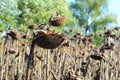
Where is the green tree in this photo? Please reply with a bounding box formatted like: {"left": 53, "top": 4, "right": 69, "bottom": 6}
{"left": 0, "top": 0, "right": 18, "bottom": 30}
{"left": 71, "top": 0, "right": 116, "bottom": 36}
{"left": 0, "top": 0, "right": 77, "bottom": 32}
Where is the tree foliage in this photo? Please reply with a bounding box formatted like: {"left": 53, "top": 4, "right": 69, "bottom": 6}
{"left": 0, "top": 0, "right": 18, "bottom": 29}
{"left": 0, "top": 0, "right": 76, "bottom": 32}
{"left": 71, "top": 0, "right": 116, "bottom": 35}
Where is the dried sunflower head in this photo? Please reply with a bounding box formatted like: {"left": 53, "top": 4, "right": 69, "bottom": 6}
{"left": 49, "top": 12, "right": 66, "bottom": 26}
{"left": 34, "top": 30, "right": 65, "bottom": 49}
{"left": 0, "top": 29, "right": 4, "bottom": 33}
{"left": 28, "top": 24, "right": 37, "bottom": 29}
{"left": 7, "top": 30, "right": 21, "bottom": 39}
{"left": 9, "top": 48, "right": 16, "bottom": 54}
{"left": 114, "top": 26, "right": 120, "bottom": 30}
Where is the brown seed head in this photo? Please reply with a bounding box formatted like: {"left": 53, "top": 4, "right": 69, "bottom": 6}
{"left": 34, "top": 30, "right": 65, "bottom": 49}
{"left": 7, "top": 30, "right": 20, "bottom": 39}
{"left": 114, "top": 26, "right": 120, "bottom": 30}
{"left": 76, "top": 32, "right": 81, "bottom": 35}
{"left": 69, "top": 29, "right": 73, "bottom": 32}
{"left": 28, "top": 24, "right": 37, "bottom": 29}
{"left": 49, "top": 12, "right": 66, "bottom": 26}
{"left": 9, "top": 49, "right": 16, "bottom": 54}
{"left": 104, "top": 26, "right": 108, "bottom": 31}
{"left": 0, "top": 29, "right": 4, "bottom": 32}
{"left": 110, "top": 34, "right": 116, "bottom": 38}
{"left": 104, "top": 30, "right": 112, "bottom": 36}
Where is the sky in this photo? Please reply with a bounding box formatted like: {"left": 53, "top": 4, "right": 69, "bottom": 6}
{"left": 67, "top": 0, "right": 120, "bottom": 27}
{"left": 108, "top": 0, "right": 120, "bottom": 26}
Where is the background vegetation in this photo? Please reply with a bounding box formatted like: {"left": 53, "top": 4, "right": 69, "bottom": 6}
{"left": 0, "top": 0, "right": 120, "bottom": 80}
{"left": 0, "top": 0, "right": 117, "bottom": 46}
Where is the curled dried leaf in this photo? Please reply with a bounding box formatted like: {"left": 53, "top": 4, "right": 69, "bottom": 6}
{"left": 90, "top": 54, "right": 103, "bottom": 60}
